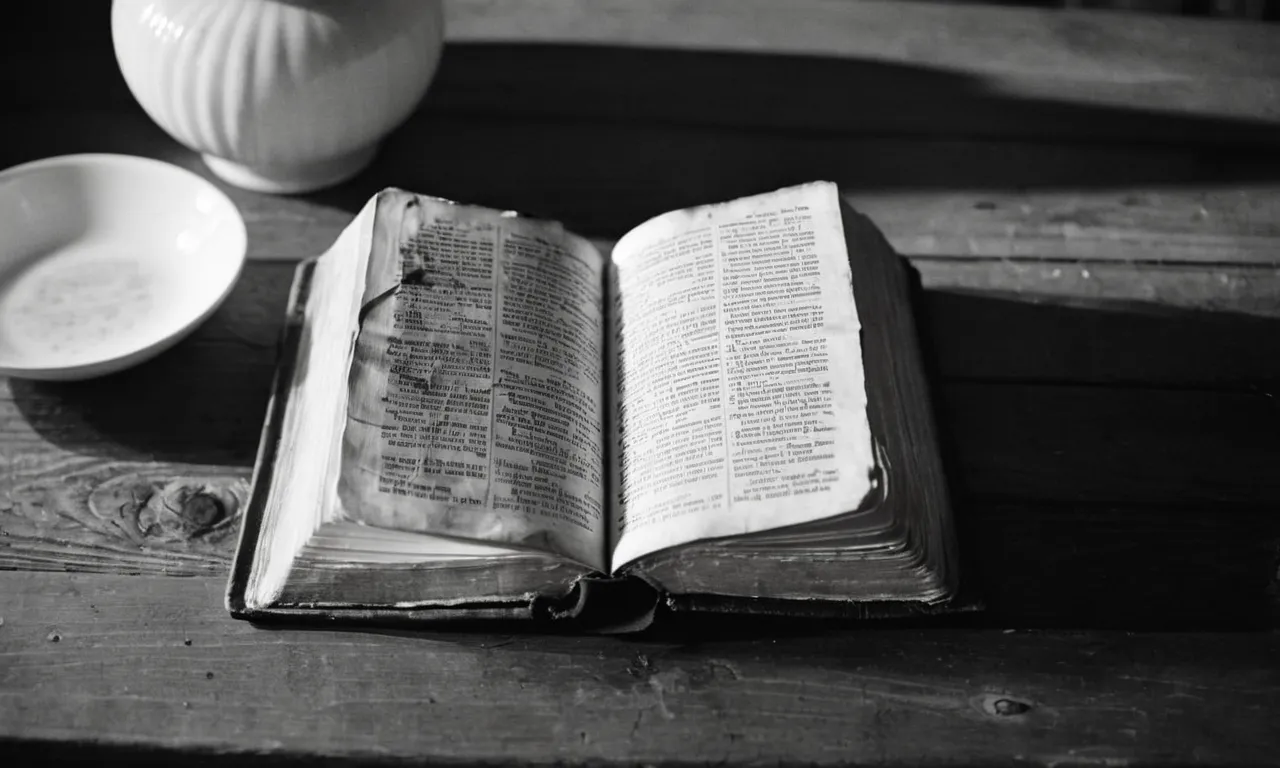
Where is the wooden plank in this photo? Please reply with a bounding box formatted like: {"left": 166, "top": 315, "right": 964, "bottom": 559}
{"left": 19, "top": 44, "right": 1279, "bottom": 148}
{"left": 441, "top": 0, "right": 1280, "bottom": 130}
{"left": 2, "top": 263, "right": 1278, "bottom": 506}
{"left": 12, "top": 1, "right": 1278, "bottom": 143}
{"left": 421, "top": 42, "right": 1280, "bottom": 146}
{"left": 917, "top": 259, "right": 1280, "bottom": 316}
{"left": 4, "top": 463, "right": 1276, "bottom": 628}
{"left": 918, "top": 260, "right": 1280, "bottom": 385}
{"left": 4, "top": 266, "right": 1280, "bottom": 625}
{"left": 3, "top": 111, "right": 1279, "bottom": 264}
{"left": 0, "top": 459, "right": 247, "bottom": 576}
{"left": 854, "top": 189, "right": 1280, "bottom": 263}
{"left": 363, "top": 117, "right": 1280, "bottom": 254}
{"left": 3, "top": 266, "right": 1277, "bottom": 493}
{"left": 443, "top": 0, "right": 1280, "bottom": 88}
{"left": 5, "top": 458, "right": 1275, "bottom": 629}
{"left": 1, "top": 572, "right": 1278, "bottom": 766}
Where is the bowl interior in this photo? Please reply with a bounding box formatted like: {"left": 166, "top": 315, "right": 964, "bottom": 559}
{"left": 0, "top": 155, "right": 246, "bottom": 376}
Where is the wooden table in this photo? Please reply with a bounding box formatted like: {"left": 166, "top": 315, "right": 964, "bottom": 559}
{"left": 3, "top": 2, "right": 1280, "bottom": 764}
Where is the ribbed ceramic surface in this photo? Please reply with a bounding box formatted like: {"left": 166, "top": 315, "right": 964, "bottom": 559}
{"left": 111, "top": 0, "right": 443, "bottom": 167}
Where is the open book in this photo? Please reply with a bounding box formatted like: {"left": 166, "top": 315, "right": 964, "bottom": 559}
{"left": 227, "top": 181, "right": 959, "bottom": 631}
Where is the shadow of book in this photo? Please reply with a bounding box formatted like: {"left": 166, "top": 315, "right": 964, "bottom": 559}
{"left": 916, "top": 268, "right": 1280, "bottom": 635}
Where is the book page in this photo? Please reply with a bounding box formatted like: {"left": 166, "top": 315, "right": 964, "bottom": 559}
{"left": 336, "top": 191, "right": 608, "bottom": 572}
{"left": 609, "top": 182, "right": 877, "bottom": 569}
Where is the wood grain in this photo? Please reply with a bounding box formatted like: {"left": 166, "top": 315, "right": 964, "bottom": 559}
{"left": 853, "top": 189, "right": 1280, "bottom": 263}
{"left": 421, "top": 42, "right": 1280, "bottom": 146}
{"left": 916, "top": 259, "right": 1280, "bottom": 316}
{"left": 9, "top": 1, "right": 1280, "bottom": 145}
{"left": 919, "top": 260, "right": 1280, "bottom": 385}
{"left": 0, "top": 263, "right": 294, "bottom": 575}
{"left": 2, "top": 572, "right": 1278, "bottom": 766}
{"left": 3, "top": 112, "right": 1279, "bottom": 264}
{"left": 443, "top": 0, "right": 1280, "bottom": 105}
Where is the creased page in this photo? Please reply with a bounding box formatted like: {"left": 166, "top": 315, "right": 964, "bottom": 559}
{"left": 610, "top": 181, "right": 876, "bottom": 569}
{"left": 337, "top": 191, "right": 607, "bottom": 572}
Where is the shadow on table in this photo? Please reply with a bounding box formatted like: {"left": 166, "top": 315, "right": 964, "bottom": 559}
{"left": 273, "top": 44, "right": 1280, "bottom": 241}
{"left": 6, "top": 19, "right": 1280, "bottom": 233}
{"left": 5, "top": 262, "right": 298, "bottom": 466}
{"left": 917, "top": 278, "right": 1280, "bottom": 634}
{"left": 421, "top": 43, "right": 1280, "bottom": 146}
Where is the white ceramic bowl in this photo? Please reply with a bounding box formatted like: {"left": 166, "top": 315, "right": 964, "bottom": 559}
{"left": 0, "top": 154, "right": 247, "bottom": 380}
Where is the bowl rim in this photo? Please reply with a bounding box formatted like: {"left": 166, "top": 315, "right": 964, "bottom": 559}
{"left": 0, "top": 152, "right": 249, "bottom": 379}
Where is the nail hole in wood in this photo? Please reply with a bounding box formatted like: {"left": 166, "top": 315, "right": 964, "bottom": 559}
{"left": 977, "top": 693, "right": 1035, "bottom": 717}
{"left": 992, "top": 698, "right": 1032, "bottom": 716}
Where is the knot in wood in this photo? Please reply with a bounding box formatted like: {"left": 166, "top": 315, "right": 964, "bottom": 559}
{"left": 84, "top": 469, "right": 247, "bottom": 547}
{"left": 181, "top": 492, "right": 224, "bottom": 529}
{"left": 137, "top": 481, "right": 237, "bottom": 541}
